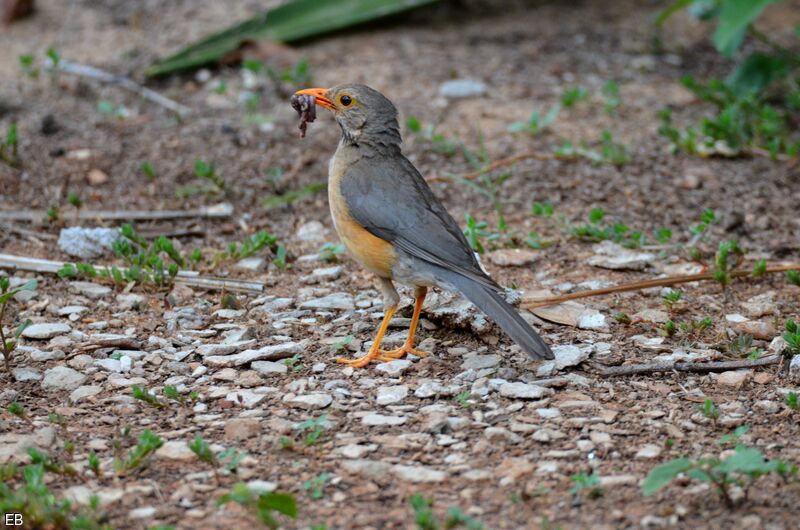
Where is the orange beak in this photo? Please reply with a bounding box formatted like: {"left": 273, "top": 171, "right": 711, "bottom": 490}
{"left": 294, "top": 87, "right": 336, "bottom": 111}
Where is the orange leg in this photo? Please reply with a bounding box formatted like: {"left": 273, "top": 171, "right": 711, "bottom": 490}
{"left": 377, "top": 286, "right": 429, "bottom": 361}
{"left": 336, "top": 306, "right": 397, "bottom": 368}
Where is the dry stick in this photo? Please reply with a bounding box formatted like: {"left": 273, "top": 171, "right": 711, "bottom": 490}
{"left": 56, "top": 60, "right": 191, "bottom": 117}
{"left": 426, "top": 151, "right": 558, "bottom": 183}
{"left": 592, "top": 354, "right": 780, "bottom": 378}
{"left": 0, "top": 253, "right": 263, "bottom": 294}
{"left": 522, "top": 264, "right": 800, "bottom": 308}
{"left": 0, "top": 203, "right": 233, "bottom": 223}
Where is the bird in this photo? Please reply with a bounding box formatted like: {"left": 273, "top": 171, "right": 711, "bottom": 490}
{"left": 293, "top": 84, "right": 554, "bottom": 368}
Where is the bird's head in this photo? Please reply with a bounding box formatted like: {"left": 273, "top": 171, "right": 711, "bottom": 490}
{"left": 294, "top": 84, "right": 401, "bottom": 148}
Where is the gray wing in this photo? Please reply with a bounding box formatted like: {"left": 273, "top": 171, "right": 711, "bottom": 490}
{"left": 340, "top": 154, "right": 499, "bottom": 291}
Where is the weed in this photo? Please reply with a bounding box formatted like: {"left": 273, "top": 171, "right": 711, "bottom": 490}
{"left": 0, "top": 276, "right": 36, "bottom": 373}
{"left": 409, "top": 494, "right": 485, "bottom": 530}
{"left": 561, "top": 86, "right": 588, "bottom": 107}
{"left": 602, "top": 80, "right": 621, "bottom": 114}
{"left": 266, "top": 59, "right": 312, "bottom": 88}
{"left": 406, "top": 116, "right": 458, "bottom": 155}
{"left": 508, "top": 104, "right": 560, "bottom": 135}
{"left": 784, "top": 320, "right": 800, "bottom": 354}
{"left": 752, "top": 259, "right": 767, "bottom": 277}
{"left": 97, "top": 100, "right": 128, "bottom": 119}
{"left": 333, "top": 335, "right": 354, "bottom": 351}
{"left": 531, "top": 201, "right": 554, "bottom": 217}
{"left": 787, "top": 270, "right": 800, "bottom": 287}
{"left": 303, "top": 472, "right": 330, "bottom": 500}
{"left": 463, "top": 213, "right": 501, "bottom": 254}
{"left": 27, "top": 448, "right": 79, "bottom": 478}
{"left": 713, "top": 240, "right": 743, "bottom": 289}
{"left": 132, "top": 385, "right": 165, "bottom": 409}
{"left": 176, "top": 159, "right": 227, "bottom": 198}
{"left": 786, "top": 392, "right": 798, "bottom": 410}
{"left": 663, "top": 289, "right": 682, "bottom": 311}
{"left": 141, "top": 161, "right": 155, "bottom": 180}
{"left": 0, "top": 122, "right": 19, "bottom": 166}
{"left": 570, "top": 207, "right": 645, "bottom": 248}
{"left": 614, "top": 312, "right": 632, "bottom": 324}
{"left": 455, "top": 390, "right": 473, "bottom": 409}
{"left": 19, "top": 54, "right": 38, "bottom": 78}
{"left": 8, "top": 402, "right": 31, "bottom": 423}
{"left": 699, "top": 399, "right": 720, "bottom": 422}
{"left": 114, "top": 430, "right": 164, "bottom": 475}
{"left": 598, "top": 131, "right": 630, "bottom": 166}
{"left": 88, "top": 452, "right": 101, "bottom": 477}
{"left": 525, "top": 231, "right": 553, "bottom": 250}
{"left": 224, "top": 231, "right": 278, "bottom": 261}
{"left": 319, "top": 242, "right": 346, "bottom": 262}
{"left": 218, "top": 484, "right": 297, "bottom": 530}
{"left": 45, "top": 47, "right": 60, "bottom": 69}
{"left": 643, "top": 440, "right": 798, "bottom": 506}
{"left": 283, "top": 354, "right": 304, "bottom": 372}
{"left": 263, "top": 181, "right": 326, "bottom": 209}
{"left": 655, "top": 228, "right": 673, "bottom": 244}
{"left": 295, "top": 415, "right": 327, "bottom": 447}
{"left": 569, "top": 472, "right": 604, "bottom": 499}
{"left": 273, "top": 244, "right": 289, "bottom": 269}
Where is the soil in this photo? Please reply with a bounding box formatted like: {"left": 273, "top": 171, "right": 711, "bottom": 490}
{"left": 1, "top": 1, "right": 800, "bottom": 529}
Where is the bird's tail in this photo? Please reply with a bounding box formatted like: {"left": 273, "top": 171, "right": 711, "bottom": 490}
{"left": 438, "top": 269, "right": 554, "bottom": 360}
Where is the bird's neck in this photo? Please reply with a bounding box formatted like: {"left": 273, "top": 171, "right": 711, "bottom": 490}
{"left": 338, "top": 120, "right": 402, "bottom": 156}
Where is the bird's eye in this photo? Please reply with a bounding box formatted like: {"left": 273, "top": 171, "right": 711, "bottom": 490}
{"left": 339, "top": 95, "right": 352, "bottom": 107}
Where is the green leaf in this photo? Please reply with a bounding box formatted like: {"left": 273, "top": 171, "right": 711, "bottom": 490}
{"left": 655, "top": 0, "right": 693, "bottom": 26}
{"left": 713, "top": 0, "right": 777, "bottom": 57}
{"left": 642, "top": 457, "right": 693, "bottom": 496}
{"left": 726, "top": 53, "right": 788, "bottom": 96}
{"left": 717, "top": 446, "right": 768, "bottom": 473}
{"left": 14, "top": 319, "right": 32, "bottom": 339}
{"left": 147, "top": 0, "right": 439, "bottom": 77}
{"left": 258, "top": 491, "right": 298, "bottom": 518}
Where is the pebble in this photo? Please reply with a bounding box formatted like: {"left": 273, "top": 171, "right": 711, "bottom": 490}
{"left": 498, "top": 382, "right": 551, "bottom": 400}
{"left": 635, "top": 444, "right": 662, "bottom": 459}
{"left": 57, "top": 305, "right": 89, "bottom": 317}
{"left": 226, "top": 389, "right": 274, "bottom": 408}
{"left": 41, "top": 366, "right": 87, "bottom": 391}
{"left": 789, "top": 355, "right": 800, "bottom": 383}
{"left": 204, "top": 342, "right": 303, "bottom": 368}
{"left": 197, "top": 340, "right": 256, "bottom": 357}
{"left": 299, "top": 292, "right": 354, "bottom": 311}
{"left": 716, "top": 370, "right": 752, "bottom": 389}
{"left": 283, "top": 393, "right": 332, "bottom": 410}
{"left": 70, "top": 385, "right": 103, "bottom": 403}
{"left": 438, "top": 79, "right": 487, "bottom": 98}
{"left": 21, "top": 323, "right": 71, "bottom": 340}
{"left": 251, "top": 360, "right": 288, "bottom": 375}
{"left": 588, "top": 241, "right": 655, "bottom": 270}
{"left": 376, "top": 385, "right": 408, "bottom": 405}
{"left": 460, "top": 354, "right": 500, "bottom": 371}
{"left": 374, "top": 359, "right": 413, "bottom": 376}
{"left": 392, "top": 464, "right": 446, "bottom": 482}
{"left": 337, "top": 444, "right": 376, "bottom": 459}
{"left": 296, "top": 221, "right": 327, "bottom": 242}
{"left": 734, "top": 320, "right": 777, "bottom": 340}
{"left": 12, "top": 367, "right": 42, "bottom": 382}
{"left": 155, "top": 441, "right": 195, "bottom": 461}
{"left": 486, "top": 248, "right": 539, "bottom": 267}
{"left": 129, "top": 506, "right": 157, "bottom": 519}
{"left": 57, "top": 227, "right": 119, "bottom": 259}
{"left": 224, "top": 418, "right": 262, "bottom": 440}
{"left": 68, "top": 281, "right": 112, "bottom": 299}
{"left": 362, "top": 413, "right": 407, "bottom": 426}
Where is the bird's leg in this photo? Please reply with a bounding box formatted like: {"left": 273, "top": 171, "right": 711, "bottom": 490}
{"left": 377, "top": 286, "right": 429, "bottom": 361}
{"left": 336, "top": 278, "right": 400, "bottom": 368}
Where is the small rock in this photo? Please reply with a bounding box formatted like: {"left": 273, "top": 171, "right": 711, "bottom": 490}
{"left": 299, "top": 293, "right": 354, "bottom": 311}
{"left": 283, "top": 393, "right": 332, "bottom": 410}
{"left": 374, "top": 359, "right": 412, "bottom": 376}
{"left": 460, "top": 354, "right": 500, "bottom": 371}
{"left": 251, "top": 360, "right": 288, "bottom": 375}
{"left": 588, "top": 241, "right": 655, "bottom": 271}
{"left": 296, "top": 221, "right": 327, "bottom": 242}
{"left": 13, "top": 367, "right": 41, "bottom": 382}
{"left": 485, "top": 427, "right": 522, "bottom": 444}
{"left": 392, "top": 464, "right": 446, "bottom": 482}
{"left": 204, "top": 342, "right": 302, "bottom": 368}
{"left": 486, "top": 248, "right": 539, "bottom": 267}
{"left": 740, "top": 292, "right": 776, "bottom": 318}
{"left": 632, "top": 309, "right": 670, "bottom": 324}
{"left": 224, "top": 418, "right": 262, "bottom": 441}
{"left": 734, "top": 320, "right": 777, "bottom": 340}
{"left": 337, "top": 444, "right": 376, "bottom": 459}
{"left": 21, "top": 323, "right": 71, "bottom": 340}
{"left": 439, "top": 79, "right": 487, "bottom": 99}
{"left": 58, "top": 227, "right": 119, "bottom": 259}
{"left": 41, "top": 366, "right": 87, "bottom": 392}
{"left": 236, "top": 257, "right": 265, "bottom": 272}
{"left": 155, "top": 441, "right": 195, "bottom": 461}
{"left": 716, "top": 370, "right": 752, "bottom": 389}
{"left": 302, "top": 266, "right": 343, "bottom": 284}
{"left": 69, "top": 281, "right": 112, "bottom": 299}
{"left": 376, "top": 385, "right": 408, "bottom": 405}
{"left": 225, "top": 389, "right": 273, "bottom": 408}
{"left": 70, "top": 385, "right": 102, "bottom": 403}
{"left": 362, "top": 413, "right": 407, "bottom": 426}
{"left": 129, "top": 506, "right": 157, "bottom": 519}
{"left": 754, "top": 400, "right": 779, "bottom": 414}
{"left": 499, "top": 382, "right": 551, "bottom": 399}
{"left": 246, "top": 480, "right": 277, "bottom": 493}
{"left": 788, "top": 355, "right": 800, "bottom": 383}
{"left": 635, "top": 444, "right": 662, "bottom": 459}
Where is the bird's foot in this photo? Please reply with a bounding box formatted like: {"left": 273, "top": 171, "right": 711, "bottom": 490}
{"left": 336, "top": 344, "right": 428, "bottom": 368}
{"left": 376, "top": 344, "right": 429, "bottom": 362}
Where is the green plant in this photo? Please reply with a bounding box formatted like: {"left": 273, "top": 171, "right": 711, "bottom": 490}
{"left": 132, "top": 385, "right": 165, "bottom": 409}
{"left": 663, "top": 289, "right": 682, "bottom": 310}
{"left": 266, "top": 59, "right": 313, "bottom": 88}
{"left": 303, "top": 472, "right": 330, "bottom": 500}
{"left": 569, "top": 472, "right": 604, "bottom": 499}
{"left": 224, "top": 231, "right": 279, "bottom": 261}
{"left": 0, "top": 277, "right": 36, "bottom": 373}
{"left": 615, "top": 312, "right": 632, "bottom": 324}
{"left": 455, "top": 390, "right": 473, "bottom": 409}
{"left": 8, "top": 402, "right": 31, "bottom": 423}
{"left": 570, "top": 208, "right": 645, "bottom": 248}
{"left": 409, "top": 494, "right": 485, "bottom": 530}
{"left": 295, "top": 415, "right": 327, "bottom": 446}
{"left": 319, "top": 242, "right": 346, "bottom": 262}
{"left": 141, "top": 161, "right": 155, "bottom": 180}
{"left": 699, "top": 398, "right": 720, "bottom": 422}
{"left": 97, "top": 100, "right": 128, "bottom": 119}
{"left": 713, "top": 240, "right": 743, "bottom": 289}
{"left": 752, "top": 259, "right": 767, "bottom": 277}
{"left": 406, "top": 116, "right": 458, "bottom": 155}
{"left": 784, "top": 320, "right": 800, "bottom": 354}
{"left": 463, "top": 213, "right": 501, "bottom": 254}
{"left": 333, "top": 335, "right": 354, "bottom": 351}
{"left": 787, "top": 270, "right": 800, "bottom": 287}
{"left": 273, "top": 244, "right": 289, "bottom": 269}
{"left": 643, "top": 443, "right": 798, "bottom": 506}
{"left": 263, "top": 181, "right": 326, "bottom": 209}
{"left": 0, "top": 122, "right": 19, "bottom": 166}
{"left": 88, "top": 452, "right": 101, "bottom": 477}
{"left": 188, "top": 434, "right": 242, "bottom": 481}
{"left": 46, "top": 47, "right": 60, "bottom": 69}
{"left": 786, "top": 392, "right": 798, "bottom": 410}
{"left": 177, "top": 159, "right": 227, "bottom": 197}
{"left": 19, "top": 54, "right": 38, "bottom": 78}
{"left": 218, "top": 484, "right": 297, "bottom": 530}
{"left": 561, "top": 86, "right": 588, "bottom": 107}
{"left": 598, "top": 131, "right": 629, "bottom": 166}
{"left": 531, "top": 201, "right": 554, "bottom": 217}
{"left": 601, "top": 80, "right": 621, "bottom": 113}
{"left": 114, "top": 430, "right": 164, "bottom": 475}
{"left": 508, "top": 104, "right": 560, "bottom": 135}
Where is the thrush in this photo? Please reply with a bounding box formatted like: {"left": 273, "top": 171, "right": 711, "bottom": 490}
{"left": 293, "top": 84, "right": 554, "bottom": 367}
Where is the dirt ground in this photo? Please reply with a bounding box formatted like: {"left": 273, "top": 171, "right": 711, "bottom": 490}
{"left": 2, "top": 1, "right": 800, "bottom": 529}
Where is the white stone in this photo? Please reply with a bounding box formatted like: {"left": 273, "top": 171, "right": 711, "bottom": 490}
{"left": 362, "top": 413, "right": 407, "bottom": 426}
{"left": 204, "top": 342, "right": 302, "bottom": 368}
{"left": 21, "top": 323, "right": 71, "bottom": 339}
{"left": 283, "top": 393, "right": 332, "bottom": 410}
{"left": 392, "top": 464, "right": 446, "bottom": 482}
{"left": 636, "top": 444, "right": 662, "bottom": 459}
{"left": 374, "top": 359, "right": 412, "bottom": 376}
{"left": 68, "top": 281, "right": 112, "bottom": 299}
{"left": 252, "top": 360, "right": 288, "bottom": 375}
{"left": 41, "top": 366, "right": 86, "bottom": 391}
{"left": 498, "top": 382, "right": 551, "bottom": 399}
{"left": 376, "top": 385, "right": 408, "bottom": 406}
{"left": 439, "top": 79, "right": 487, "bottom": 99}
{"left": 70, "top": 385, "right": 103, "bottom": 403}
{"left": 155, "top": 441, "right": 195, "bottom": 461}
{"left": 299, "top": 293, "right": 354, "bottom": 311}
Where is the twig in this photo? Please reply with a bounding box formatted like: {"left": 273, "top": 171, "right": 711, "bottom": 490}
{"left": 592, "top": 354, "right": 780, "bottom": 377}
{"left": 522, "top": 264, "right": 800, "bottom": 308}
{"left": 0, "top": 203, "right": 233, "bottom": 223}
{"left": 0, "top": 253, "right": 264, "bottom": 294}
{"left": 56, "top": 59, "right": 191, "bottom": 117}
{"left": 426, "top": 151, "right": 558, "bottom": 183}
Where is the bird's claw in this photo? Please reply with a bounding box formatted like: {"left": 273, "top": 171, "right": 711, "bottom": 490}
{"left": 336, "top": 344, "right": 429, "bottom": 368}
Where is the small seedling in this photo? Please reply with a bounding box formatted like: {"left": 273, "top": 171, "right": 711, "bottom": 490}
{"left": 614, "top": 312, "right": 631, "bottom": 324}
{"left": 218, "top": 484, "right": 297, "bottom": 530}
{"left": 713, "top": 240, "right": 742, "bottom": 290}
{"left": 283, "top": 354, "right": 304, "bottom": 372}
{"left": 141, "top": 161, "right": 155, "bottom": 180}
{"left": 302, "top": 472, "right": 330, "bottom": 500}
{"left": 273, "top": 244, "right": 289, "bottom": 269}
{"left": 751, "top": 259, "right": 767, "bottom": 277}
{"left": 784, "top": 320, "right": 800, "bottom": 354}
{"left": 531, "top": 201, "right": 554, "bottom": 217}
{"left": 455, "top": 390, "right": 473, "bottom": 409}
{"left": 655, "top": 228, "right": 673, "bottom": 244}
{"left": 333, "top": 335, "right": 354, "bottom": 351}
{"left": 508, "top": 104, "right": 560, "bottom": 135}
{"left": 410, "top": 494, "right": 437, "bottom": 530}
{"left": 19, "top": 54, "right": 38, "bottom": 78}
{"left": 570, "top": 472, "right": 604, "bottom": 499}
{"left": 699, "top": 399, "right": 720, "bottom": 422}
{"left": 786, "top": 392, "right": 798, "bottom": 410}
{"left": 602, "top": 80, "right": 621, "bottom": 113}
{"left": 561, "top": 86, "right": 588, "bottom": 107}
{"left": 787, "top": 270, "right": 800, "bottom": 287}
{"left": 319, "top": 242, "right": 346, "bottom": 262}
{"left": 0, "top": 277, "right": 36, "bottom": 373}
{"left": 663, "top": 290, "right": 682, "bottom": 311}
{"left": 294, "top": 415, "right": 327, "bottom": 447}
{"left": 131, "top": 385, "right": 165, "bottom": 409}
{"left": 263, "top": 181, "right": 326, "bottom": 209}
{"left": 97, "top": 100, "right": 128, "bottom": 119}
{"left": 406, "top": 115, "right": 458, "bottom": 155}
{"left": 114, "top": 429, "right": 163, "bottom": 475}
{"left": 7, "top": 402, "right": 32, "bottom": 424}
{"left": 599, "top": 131, "right": 629, "bottom": 166}
{"left": 0, "top": 122, "right": 19, "bottom": 166}
{"left": 463, "top": 213, "right": 500, "bottom": 254}
{"left": 717, "top": 425, "right": 748, "bottom": 446}
{"left": 87, "top": 452, "right": 101, "bottom": 477}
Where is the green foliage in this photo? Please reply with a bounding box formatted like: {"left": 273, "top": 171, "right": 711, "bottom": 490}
{"left": 662, "top": 319, "right": 677, "bottom": 337}
{"left": 97, "top": 100, "right": 128, "bottom": 119}
{"left": 114, "top": 430, "right": 164, "bottom": 475}
{"left": 561, "top": 86, "right": 588, "bottom": 107}
{"left": 531, "top": 201, "right": 554, "bottom": 217}
{"left": 8, "top": 402, "right": 29, "bottom": 421}
{"left": 508, "top": 104, "right": 561, "bottom": 135}
{"left": 294, "top": 415, "right": 327, "bottom": 446}
{"left": 409, "top": 494, "right": 485, "bottom": 530}
{"left": 177, "top": 159, "right": 227, "bottom": 197}
{"left": 132, "top": 385, "right": 165, "bottom": 409}
{"left": 699, "top": 398, "right": 720, "bottom": 421}
{"left": 225, "top": 231, "right": 279, "bottom": 260}
{"left": 141, "top": 161, "right": 155, "bottom": 180}
{"left": 570, "top": 208, "right": 646, "bottom": 248}
{"left": 19, "top": 54, "right": 38, "bottom": 78}
{"left": 463, "top": 213, "right": 501, "bottom": 254}
{"left": 406, "top": 116, "right": 458, "bottom": 155}
{"left": 642, "top": 441, "right": 798, "bottom": 506}
{"left": 302, "top": 472, "right": 330, "bottom": 500}
{"left": 218, "top": 484, "right": 297, "bottom": 530}
{"left": 0, "top": 277, "right": 36, "bottom": 373}
{"left": 266, "top": 59, "right": 313, "bottom": 87}
{"left": 569, "top": 472, "right": 604, "bottom": 499}
{"left": 663, "top": 289, "right": 682, "bottom": 310}
{"left": 333, "top": 335, "right": 354, "bottom": 351}
{"left": 786, "top": 392, "right": 798, "bottom": 410}
{"left": 601, "top": 80, "right": 621, "bottom": 113}
{"left": 752, "top": 259, "right": 767, "bottom": 276}
{"left": 319, "top": 242, "right": 346, "bottom": 262}
{"left": 787, "top": 270, "right": 800, "bottom": 287}
{"left": 713, "top": 240, "right": 742, "bottom": 288}
{"left": 784, "top": 319, "right": 800, "bottom": 354}
{"left": 455, "top": 390, "right": 473, "bottom": 409}
{"left": 263, "top": 181, "right": 326, "bottom": 209}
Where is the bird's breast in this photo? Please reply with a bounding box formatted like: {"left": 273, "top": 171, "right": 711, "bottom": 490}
{"left": 328, "top": 158, "right": 396, "bottom": 278}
